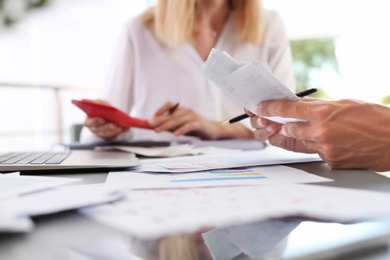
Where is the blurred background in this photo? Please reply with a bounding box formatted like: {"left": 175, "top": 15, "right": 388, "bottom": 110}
{"left": 0, "top": 0, "right": 389, "bottom": 151}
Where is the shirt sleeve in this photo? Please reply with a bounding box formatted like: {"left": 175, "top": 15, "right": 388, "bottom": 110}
{"left": 80, "top": 21, "right": 135, "bottom": 143}
{"left": 101, "top": 21, "right": 135, "bottom": 112}
{"left": 265, "top": 11, "right": 296, "bottom": 91}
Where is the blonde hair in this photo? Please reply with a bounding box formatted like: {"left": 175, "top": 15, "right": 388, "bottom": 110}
{"left": 141, "top": 0, "right": 265, "bottom": 47}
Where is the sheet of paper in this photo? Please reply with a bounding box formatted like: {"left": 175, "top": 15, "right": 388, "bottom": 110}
{"left": 202, "top": 228, "right": 242, "bottom": 260}
{"left": 137, "top": 145, "right": 322, "bottom": 173}
{"left": 200, "top": 48, "right": 241, "bottom": 89}
{"left": 1, "top": 184, "right": 126, "bottom": 217}
{"left": 190, "top": 139, "right": 266, "bottom": 150}
{"left": 0, "top": 174, "right": 80, "bottom": 200}
{"left": 225, "top": 61, "right": 298, "bottom": 113}
{"left": 0, "top": 214, "right": 34, "bottom": 233}
{"left": 96, "top": 144, "right": 241, "bottom": 157}
{"left": 202, "top": 219, "right": 301, "bottom": 259}
{"left": 106, "top": 165, "right": 331, "bottom": 189}
{"left": 3, "top": 172, "right": 20, "bottom": 176}
{"left": 202, "top": 48, "right": 305, "bottom": 124}
{"left": 80, "top": 184, "right": 390, "bottom": 239}
{"left": 56, "top": 236, "right": 139, "bottom": 260}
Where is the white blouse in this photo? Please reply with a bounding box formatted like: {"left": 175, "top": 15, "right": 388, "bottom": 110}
{"left": 81, "top": 9, "right": 295, "bottom": 142}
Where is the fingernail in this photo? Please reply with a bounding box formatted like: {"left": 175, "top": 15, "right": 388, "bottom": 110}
{"left": 265, "top": 125, "right": 273, "bottom": 133}
{"left": 257, "top": 118, "right": 265, "bottom": 128}
{"left": 280, "top": 127, "right": 290, "bottom": 137}
{"left": 255, "top": 104, "right": 262, "bottom": 115}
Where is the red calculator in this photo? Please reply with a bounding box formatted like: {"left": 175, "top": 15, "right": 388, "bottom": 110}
{"left": 72, "top": 99, "right": 151, "bottom": 129}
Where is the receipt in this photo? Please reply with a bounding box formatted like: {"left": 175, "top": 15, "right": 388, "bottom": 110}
{"left": 202, "top": 48, "right": 306, "bottom": 124}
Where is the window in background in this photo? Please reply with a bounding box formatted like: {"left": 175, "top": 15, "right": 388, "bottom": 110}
{"left": 0, "top": 0, "right": 49, "bottom": 27}
{"left": 0, "top": 0, "right": 152, "bottom": 151}
{"left": 290, "top": 38, "right": 340, "bottom": 99}
{"left": 265, "top": 0, "right": 390, "bottom": 104}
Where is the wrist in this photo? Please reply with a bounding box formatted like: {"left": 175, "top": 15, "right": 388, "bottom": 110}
{"left": 215, "top": 123, "right": 254, "bottom": 139}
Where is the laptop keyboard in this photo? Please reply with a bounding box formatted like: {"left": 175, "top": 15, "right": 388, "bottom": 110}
{"left": 0, "top": 152, "right": 70, "bottom": 165}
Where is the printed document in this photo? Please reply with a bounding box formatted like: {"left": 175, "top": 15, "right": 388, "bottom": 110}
{"left": 137, "top": 145, "right": 322, "bottom": 173}
{"left": 1, "top": 184, "right": 125, "bottom": 217}
{"left": 106, "top": 165, "right": 331, "bottom": 189}
{"left": 96, "top": 144, "right": 240, "bottom": 157}
{"left": 0, "top": 174, "right": 80, "bottom": 200}
{"left": 0, "top": 214, "right": 33, "bottom": 233}
{"left": 81, "top": 184, "right": 390, "bottom": 239}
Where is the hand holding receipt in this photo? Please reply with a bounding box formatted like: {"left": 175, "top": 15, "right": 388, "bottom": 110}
{"left": 202, "top": 48, "right": 314, "bottom": 125}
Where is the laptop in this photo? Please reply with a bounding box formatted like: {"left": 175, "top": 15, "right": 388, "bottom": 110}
{"left": 0, "top": 150, "right": 140, "bottom": 173}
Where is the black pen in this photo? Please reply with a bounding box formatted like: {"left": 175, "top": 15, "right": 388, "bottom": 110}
{"left": 168, "top": 102, "right": 179, "bottom": 114}
{"left": 221, "top": 88, "right": 317, "bottom": 126}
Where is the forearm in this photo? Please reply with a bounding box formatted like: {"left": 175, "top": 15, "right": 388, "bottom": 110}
{"left": 213, "top": 122, "right": 254, "bottom": 140}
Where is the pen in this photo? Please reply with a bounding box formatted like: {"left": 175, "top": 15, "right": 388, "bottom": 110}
{"left": 295, "top": 87, "right": 318, "bottom": 98}
{"left": 168, "top": 102, "right": 180, "bottom": 114}
{"left": 221, "top": 88, "right": 318, "bottom": 126}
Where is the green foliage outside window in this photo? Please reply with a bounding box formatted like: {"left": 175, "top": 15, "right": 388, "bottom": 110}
{"left": 291, "top": 38, "right": 390, "bottom": 104}
{"left": 290, "top": 38, "right": 339, "bottom": 99}
{"left": 0, "top": 0, "right": 50, "bottom": 26}
{"left": 381, "top": 95, "right": 390, "bottom": 105}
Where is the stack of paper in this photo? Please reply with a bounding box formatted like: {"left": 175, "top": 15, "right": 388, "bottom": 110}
{"left": 106, "top": 165, "right": 331, "bottom": 189}
{"left": 96, "top": 143, "right": 241, "bottom": 157}
{"left": 136, "top": 145, "right": 322, "bottom": 173}
{"left": 0, "top": 174, "right": 125, "bottom": 233}
{"left": 80, "top": 184, "right": 390, "bottom": 239}
{"left": 0, "top": 173, "right": 79, "bottom": 200}
{"left": 202, "top": 48, "right": 305, "bottom": 124}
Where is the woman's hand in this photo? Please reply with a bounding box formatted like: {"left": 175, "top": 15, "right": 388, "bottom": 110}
{"left": 82, "top": 99, "right": 127, "bottom": 140}
{"left": 149, "top": 102, "right": 253, "bottom": 140}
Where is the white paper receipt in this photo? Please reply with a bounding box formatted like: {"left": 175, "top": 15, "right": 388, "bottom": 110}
{"left": 202, "top": 48, "right": 306, "bottom": 124}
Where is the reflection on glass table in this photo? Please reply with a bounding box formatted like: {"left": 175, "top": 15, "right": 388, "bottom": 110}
{"left": 55, "top": 219, "right": 390, "bottom": 260}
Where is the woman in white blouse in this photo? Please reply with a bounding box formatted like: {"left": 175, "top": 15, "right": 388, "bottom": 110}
{"left": 81, "top": 0, "right": 295, "bottom": 142}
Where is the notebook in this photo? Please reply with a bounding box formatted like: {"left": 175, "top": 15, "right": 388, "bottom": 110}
{"left": 0, "top": 150, "right": 140, "bottom": 173}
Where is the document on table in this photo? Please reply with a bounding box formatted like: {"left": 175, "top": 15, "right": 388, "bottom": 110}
{"left": 56, "top": 236, "right": 140, "bottom": 260}
{"left": 191, "top": 138, "right": 266, "bottom": 151}
{"left": 137, "top": 145, "right": 322, "bottom": 173}
{"left": 1, "top": 184, "right": 126, "bottom": 218}
{"left": 0, "top": 174, "right": 80, "bottom": 200}
{"left": 106, "top": 165, "right": 331, "bottom": 189}
{"left": 202, "top": 219, "right": 301, "bottom": 259}
{"left": 80, "top": 184, "right": 390, "bottom": 239}
{"left": 0, "top": 214, "right": 34, "bottom": 233}
{"left": 96, "top": 143, "right": 241, "bottom": 157}
{"left": 202, "top": 48, "right": 305, "bottom": 124}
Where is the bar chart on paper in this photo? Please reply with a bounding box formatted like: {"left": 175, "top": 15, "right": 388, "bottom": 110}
{"left": 105, "top": 165, "right": 331, "bottom": 189}
{"left": 170, "top": 168, "right": 266, "bottom": 182}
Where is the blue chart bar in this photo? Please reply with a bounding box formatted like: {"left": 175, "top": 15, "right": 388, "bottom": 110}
{"left": 171, "top": 176, "right": 266, "bottom": 182}
{"left": 209, "top": 169, "right": 254, "bottom": 174}
{"left": 170, "top": 168, "right": 266, "bottom": 182}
